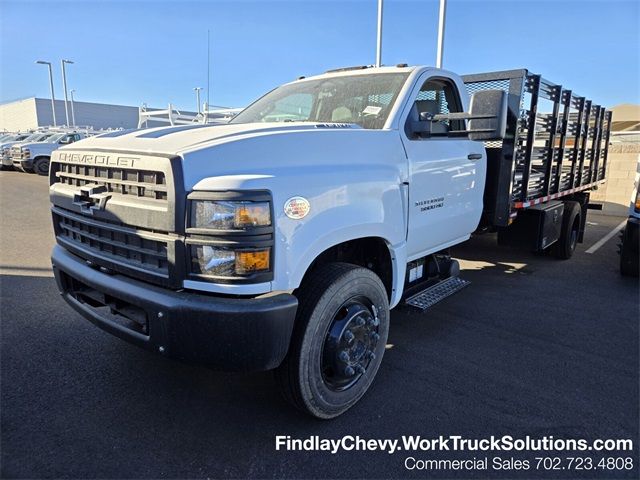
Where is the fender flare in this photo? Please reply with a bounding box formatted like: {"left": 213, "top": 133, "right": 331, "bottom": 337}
{"left": 289, "top": 230, "right": 408, "bottom": 309}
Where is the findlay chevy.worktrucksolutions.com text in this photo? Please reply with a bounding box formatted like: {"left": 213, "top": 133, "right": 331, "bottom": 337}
{"left": 275, "top": 435, "right": 634, "bottom": 455}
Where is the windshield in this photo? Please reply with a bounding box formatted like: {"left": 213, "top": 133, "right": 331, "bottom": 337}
{"left": 46, "top": 133, "right": 67, "bottom": 143}
{"left": 231, "top": 72, "right": 410, "bottom": 129}
{"left": 22, "top": 133, "right": 45, "bottom": 142}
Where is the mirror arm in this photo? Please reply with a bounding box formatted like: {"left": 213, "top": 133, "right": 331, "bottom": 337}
{"left": 449, "top": 128, "right": 497, "bottom": 134}
{"left": 431, "top": 112, "right": 497, "bottom": 122}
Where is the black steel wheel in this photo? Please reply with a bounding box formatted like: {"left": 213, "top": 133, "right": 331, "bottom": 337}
{"left": 275, "top": 262, "right": 390, "bottom": 419}
{"left": 33, "top": 157, "right": 50, "bottom": 176}
{"left": 554, "top": 201, "right": 581, "bottom": 259}
{"left": 321, "top": 296, "right": 381, "bottom": 392}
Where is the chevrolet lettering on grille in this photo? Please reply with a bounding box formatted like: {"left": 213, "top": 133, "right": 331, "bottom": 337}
{"left": 58, "top": 152, "right": 137, "bottom": 167}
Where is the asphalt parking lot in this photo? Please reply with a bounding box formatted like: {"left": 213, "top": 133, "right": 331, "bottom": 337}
{"left": 1, "top": 170, "right": 638, "bottom": 479}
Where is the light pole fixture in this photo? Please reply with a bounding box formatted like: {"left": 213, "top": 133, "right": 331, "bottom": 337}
{"left": 61, "top": 59, "right": 74, "bottom": 126}
{"left": 375, "top": 0, "right": 383, "bottom": 67}
{"left": 70, "top": 89, "right": 77, "bottom": 127}
{"left": 194, "top": 87, "right": 203, "bottom": 114}
{"left": 35, "top": 60, "right": 57, "bottom": 126}
{"left": 436, "top": 0, "right": 447, "bottom": 68}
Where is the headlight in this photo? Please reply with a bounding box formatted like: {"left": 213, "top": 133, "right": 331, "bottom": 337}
{"left": 191, "top": 245, "right": 271, "bottom": 277}
{"left": 21, "top": 148, "right": 30, "bottom": 158}
{"left": 186, "top": 192, "right": 274, "bottom": 282}
{"left": 191, "top": 200, "right": 271, "bottom": 230}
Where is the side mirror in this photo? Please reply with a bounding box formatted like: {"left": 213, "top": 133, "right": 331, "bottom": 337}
{"left": 468, "top": 90, "right": 508, "bottom": 141}
{"left": 406, "top": 90, "right": 508, "bottom": 140}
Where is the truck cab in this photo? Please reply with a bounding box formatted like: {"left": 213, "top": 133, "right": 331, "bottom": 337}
{"left": 49, "top": 65, "right": 609, "bottom": 418}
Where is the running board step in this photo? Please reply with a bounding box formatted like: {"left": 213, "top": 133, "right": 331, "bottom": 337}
{"left": 405, "top": 277, "right": 470, "bottom": 311}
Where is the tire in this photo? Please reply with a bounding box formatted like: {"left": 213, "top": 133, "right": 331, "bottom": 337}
{"left": 554, "top": 201, "right": 581, "bottom": 259}
{"left": 33, "top": 157, "right": 50, "bottom": 176}
{"left": 620, "top": 225, "right": 639, "bottom": 277}
{"left": 275, "top": 262, "right": 390, "bottom": 419}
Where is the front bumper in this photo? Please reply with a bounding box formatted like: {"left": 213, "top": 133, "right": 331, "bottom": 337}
{"left": 52, "top": 245, "right": 298, "bottom": 371}
{"left": 13, "top": 157, "right": 32, "bottom": 170}
{"left": 1, "top": 155, "right": 13, "bottom": 167}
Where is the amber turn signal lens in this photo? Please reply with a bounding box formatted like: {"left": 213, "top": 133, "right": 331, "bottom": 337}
{"left": 235, "top": 249, "right": 270, "bottom": 275}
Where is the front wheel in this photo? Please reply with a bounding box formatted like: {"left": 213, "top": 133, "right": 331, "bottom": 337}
{"left": 620, "top": 223, "right": 639, "bottom": 277}
{"left": 276, "top": 263, "right": 390, "bottom": 419}
{"left": 33, "top": 157, "right": 50, "bottom": 176}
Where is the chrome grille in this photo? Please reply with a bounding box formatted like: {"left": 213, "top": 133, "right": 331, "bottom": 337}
{"left": 10, "top": 146, "right": 23, "bottom": 160}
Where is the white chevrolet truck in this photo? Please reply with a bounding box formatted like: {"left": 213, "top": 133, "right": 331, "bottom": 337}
{"left": 1, "top": 132, "right": 51, "bottom": 169}
{"left": 12, "top": 131, "right": 87, "bottom": 175}
{"left": 49, "top": 65, "right": 611, "bottom": 418}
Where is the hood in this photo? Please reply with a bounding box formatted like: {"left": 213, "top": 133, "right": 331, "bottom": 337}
{"left": 13, "top": 141, "right": 46, "bottom": 149}
{"left": 61, "top": 122, "right": 360, "bottom": 156}
{"left": 1, "top": 140, "right": 26, "bottom": 149}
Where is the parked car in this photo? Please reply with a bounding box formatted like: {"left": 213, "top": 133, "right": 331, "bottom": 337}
{"left": 49, "top": 65, "right": 611, "bottom": 418}
{"left": 12, "top": 131, "right": 87, "bottom": 175}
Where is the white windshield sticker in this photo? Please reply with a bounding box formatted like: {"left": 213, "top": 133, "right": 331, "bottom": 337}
{"left": 363, "top": 105, "right": 382, "bottom": 115}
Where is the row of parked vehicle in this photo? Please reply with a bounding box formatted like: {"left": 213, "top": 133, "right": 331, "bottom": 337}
{"left": 0, "top": 128, "right": 93, "bottom": 175}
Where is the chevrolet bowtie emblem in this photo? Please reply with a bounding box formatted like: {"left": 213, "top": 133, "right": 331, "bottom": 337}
{"left": 72, "top": 184, "right": 112, "bottom": 215}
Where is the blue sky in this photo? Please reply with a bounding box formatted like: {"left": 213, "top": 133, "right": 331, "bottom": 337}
{"left": 1, "top": 0, "right": 638, "bottom": 110}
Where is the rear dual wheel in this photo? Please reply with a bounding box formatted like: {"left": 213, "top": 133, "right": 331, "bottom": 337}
{"left": 276, "top": 263, "right": 390, "bottom": 419}
{"left": 554, "top": 201, "right": 582, "bottom": 259}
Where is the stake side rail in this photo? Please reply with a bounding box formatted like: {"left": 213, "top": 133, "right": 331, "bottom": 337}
{"left": 461, "top": 69, "right": 612, "bottom": 227}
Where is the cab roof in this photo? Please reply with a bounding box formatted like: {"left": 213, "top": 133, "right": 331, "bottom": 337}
{"left": 294, "top": 64, "right": 421, "bottom": 83}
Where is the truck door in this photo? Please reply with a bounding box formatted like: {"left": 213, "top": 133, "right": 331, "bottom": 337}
{"left": 400, "top": 74, "right": 486, "bottom": 258}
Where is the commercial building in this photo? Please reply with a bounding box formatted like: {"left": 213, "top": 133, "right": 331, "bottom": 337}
{"left": 587, "top": 104, "right": 639, "bottom": 216}
{"left": 0, "top": 97, "right": 145, "bottom": 131}
{"left": 0, "top": 98, "right": 208, "bottom": 132}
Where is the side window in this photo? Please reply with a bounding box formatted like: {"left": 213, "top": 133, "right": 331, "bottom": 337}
{"left": 408, "top": 78, "right": 463, "bottom": 138}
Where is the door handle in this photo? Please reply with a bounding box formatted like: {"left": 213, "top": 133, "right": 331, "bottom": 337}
{"left": 468, "top": 153, "right": 483, "bottom": 161}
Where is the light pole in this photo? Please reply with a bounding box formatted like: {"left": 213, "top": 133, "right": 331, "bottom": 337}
{"left": 35, "top": 60, "right": 57, "bottom": 126}
{"left": 193, "top": 87, "right": 203, "bottom": 114}
{"left": 436, "top": 0, "right": 447, "bottom": 68}
{"left": 70, "top": 89, "right": 76, "bottom": 127}
{"left": 375, "top": 0, "right": 383, "bottom": 67}
{"left": 61, "top": 59, "right": 74, "bottom": 126}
